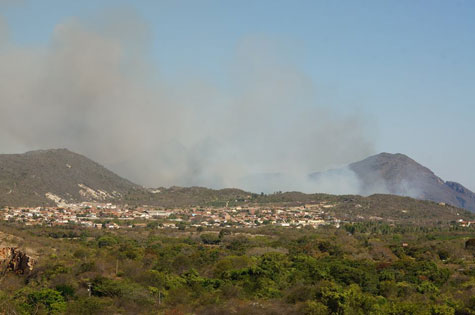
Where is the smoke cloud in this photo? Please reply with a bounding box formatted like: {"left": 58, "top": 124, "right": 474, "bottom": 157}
{"left": 0, "top": 9, "right": 375, "bottom": 193}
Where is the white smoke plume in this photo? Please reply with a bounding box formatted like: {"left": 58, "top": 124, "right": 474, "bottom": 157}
{"left": 0, "top": 8, "right": 375, "bottom": 193}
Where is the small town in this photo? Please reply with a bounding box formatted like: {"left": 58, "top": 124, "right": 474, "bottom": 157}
{"left": 1, "top": 201, "right": 344, "bottom": 230}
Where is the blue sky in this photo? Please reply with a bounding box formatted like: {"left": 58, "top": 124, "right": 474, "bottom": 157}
{"left": 2, "top": 0, "right": 475, "bottom": 189}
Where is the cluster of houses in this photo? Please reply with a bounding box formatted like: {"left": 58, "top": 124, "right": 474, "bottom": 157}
{"left": 1, "top": 202, "right": 343, "bottom": 229}
{"left": 457, "top": 219, "right": 475, "bottom": 227}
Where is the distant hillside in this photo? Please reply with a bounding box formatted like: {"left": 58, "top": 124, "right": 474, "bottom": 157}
{"left": 0, "top": 149, "right": 140, "bottom": 206}
{"left": 1, "top": 149, "right": 473, "bottom": 224}
{"left": 124, "top": 186, "right": 253, "bottom": 208}
{"left": 123, "top": 188, "right": 474, "bottom": 224}
{"left": 251, "top": 191, "right": 474, "bottom": 224}
{"left": 311, "top": 153, "right": 475, "bottom": 212}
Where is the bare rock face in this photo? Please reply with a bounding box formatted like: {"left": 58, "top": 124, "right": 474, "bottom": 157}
{"left": 0, "top": 247, "right": 35, "bottom": 275}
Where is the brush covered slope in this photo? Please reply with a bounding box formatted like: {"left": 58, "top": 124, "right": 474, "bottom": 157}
{"left": 0, "top": 221, "right": 474, "bottom": 314}
{"left": 0, "top": 149, "right": 140, "bottom": 206}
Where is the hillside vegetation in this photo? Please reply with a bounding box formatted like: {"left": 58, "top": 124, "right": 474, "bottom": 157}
{"left": 0, "top": 222, "right": 473, "bottom": 314}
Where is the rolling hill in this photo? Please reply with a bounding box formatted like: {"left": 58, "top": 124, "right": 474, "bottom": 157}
{"left": 0, "top": 149, "right": 140, "bottom": 206}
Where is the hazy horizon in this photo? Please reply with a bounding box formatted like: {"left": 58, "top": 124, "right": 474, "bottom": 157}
{"left": 1, "top": 1, "right": 474, "bottom": 192}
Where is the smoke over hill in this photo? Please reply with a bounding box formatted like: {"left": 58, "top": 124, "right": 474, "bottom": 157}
{"left": 310, "top": 153, "right": 475, "bottom": 212}
{"left": 0, "top": 8, "right": 374, "bottom": 192}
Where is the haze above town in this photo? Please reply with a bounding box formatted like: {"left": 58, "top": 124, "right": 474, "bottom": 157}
{"left": 1, "top": 0, "right": 474, "bottom": 191}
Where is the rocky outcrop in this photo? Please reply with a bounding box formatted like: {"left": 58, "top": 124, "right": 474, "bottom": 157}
{"left": 0, "top": 247, "right": 35, "bottom": 275}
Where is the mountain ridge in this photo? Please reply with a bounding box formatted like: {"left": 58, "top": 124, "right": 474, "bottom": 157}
{"left": 1, "top": 149, "right": 474, "bottom": 215}
{"left": 311, "top": 152, "right": 475, "bottom": 212}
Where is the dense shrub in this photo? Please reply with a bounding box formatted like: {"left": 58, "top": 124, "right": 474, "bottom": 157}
{"left": 0, "top": 222, "right": 472, "bottom": 314}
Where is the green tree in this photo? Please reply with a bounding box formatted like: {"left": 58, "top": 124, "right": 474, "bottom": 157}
{"left": 25, "top": 289, "right": 67, "bottom": 314}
